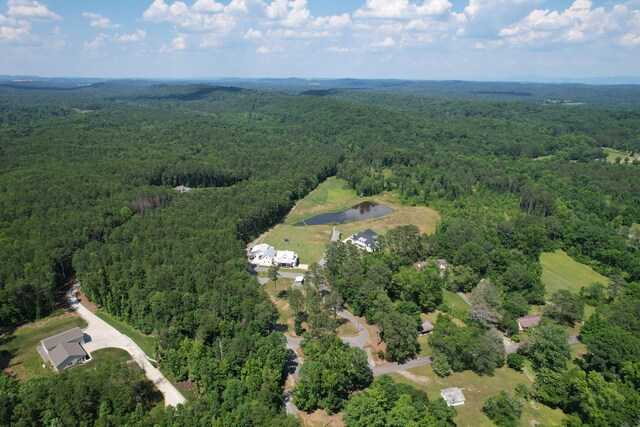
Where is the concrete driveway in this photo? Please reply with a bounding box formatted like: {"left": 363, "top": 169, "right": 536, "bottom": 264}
{"left": 68, "top": 285, "right": 186, "bottom": 407}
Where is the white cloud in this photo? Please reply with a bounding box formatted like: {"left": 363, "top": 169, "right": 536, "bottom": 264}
{"left": 620, "top": 32, "right": 640, "bottom": 46}
{"left": 311, "top": 13, "right": 351, "bottom": 29}
{"left": 114, "top": 29, "right": 147, "bottom": 43}
{"left": 325, "top": 45, "right": 350, "bottom": 52}
{"left": 83, "top": 12, "right": 120, "bottom": 29}
{"left": 7, "top": 0, "right": 61, "bottom": 20}
{"left": 369, "top": 36, "right": 396, "bottom": 49}
{"left": 266, "top": 0, "right": 310, "bottom": 27}
{"left": 142, "top": 0, "right": 236, "bottom": 33}
{"left": 170, "top": 33, "right": 187, "bottom": 50}
{"left": 0, "top": 13, "right": 37, "bottom": 44}
{"left": 192, "top": 0, "right": 224, "bottom": 13}
{"left": 83, "top": 33, "right": 108, "bottom": 52}
{"left": 497, "top": 0, "right": 634, "bottom": 46}
{"left": 257, "top": 44, "right": 284, "bottom": 53}
{"left": 244, "top": 28, "right": 262, "bottom": 39}
{"left": 355, "top": 0, "right": 451, "bottom": 19}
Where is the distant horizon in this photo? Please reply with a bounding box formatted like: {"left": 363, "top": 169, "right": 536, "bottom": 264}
{"left": 3, "top": 74, "right": 640, "bottom": 86}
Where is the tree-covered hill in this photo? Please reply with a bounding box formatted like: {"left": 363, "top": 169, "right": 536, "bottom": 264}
{"left": 1, "top": 81, "right": 639, "bottom": 425}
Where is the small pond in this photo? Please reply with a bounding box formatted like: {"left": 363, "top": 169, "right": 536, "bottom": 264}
{"left": 295, "top": 201, "right": 393, "bottom": 226}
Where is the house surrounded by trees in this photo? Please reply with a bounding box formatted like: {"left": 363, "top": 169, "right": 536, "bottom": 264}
{"left": 39, "top": 327, "right": 88, "bottom": 372}
{"left": 345, "top": 229, "right": 378, "bottom": 252}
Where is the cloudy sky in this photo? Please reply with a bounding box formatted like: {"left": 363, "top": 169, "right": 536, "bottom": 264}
{"left": 0, "top": 0, "right": 639, "bottom": 80}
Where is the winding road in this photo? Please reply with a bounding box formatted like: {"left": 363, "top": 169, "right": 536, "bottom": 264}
{"left": 68, "top": 284, "right": 186, "bottom": 407}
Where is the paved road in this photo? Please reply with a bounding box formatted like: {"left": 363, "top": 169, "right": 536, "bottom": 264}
{"left": 372, "top": 356, "right": 433, "bottom": 376}
{"left": 69, "top": 284, "right": 186, "bottom": 407}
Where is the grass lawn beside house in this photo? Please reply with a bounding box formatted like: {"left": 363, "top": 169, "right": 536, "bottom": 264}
{"left": 258, "top": 177, "right": 440, "bottom": 265}
{"left": 0, "top": 313, "right": 87, "bottom": 380}
{"left": 391, "top": 365, "right": 565, "bottom": 427}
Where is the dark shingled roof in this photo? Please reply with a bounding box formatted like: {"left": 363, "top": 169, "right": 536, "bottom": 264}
{"left": 351, "top": 228, "right": 378, "bottom": 250}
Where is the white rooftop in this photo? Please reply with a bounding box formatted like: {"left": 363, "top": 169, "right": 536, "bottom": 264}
{"left": 275, "top": 250, "right": 298, "bottom": 263}
{"left": 440, "top": 387, "right": 465, "bottom": 406}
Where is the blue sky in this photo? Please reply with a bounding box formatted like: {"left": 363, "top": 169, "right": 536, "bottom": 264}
{"left": 0, "top": 0, "right": 638, "bottom": 80}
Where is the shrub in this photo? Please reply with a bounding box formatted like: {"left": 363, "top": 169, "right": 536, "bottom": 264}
{"left": 507, "top": 353, "right": 525, "bottom": 372}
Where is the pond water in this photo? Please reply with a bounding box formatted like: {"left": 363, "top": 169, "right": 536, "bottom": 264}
{"left": 295, "top": 201, "right": 393, "bottom": 226}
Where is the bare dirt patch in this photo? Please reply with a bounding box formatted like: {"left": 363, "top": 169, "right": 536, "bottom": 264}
{"left": 77, "top": 289, "right": 99, "bottom": 313}
{"left": 398, "top": 370, "right": 431, "bottom": 386}
{"left": 299, "top": 409, "right": 345, "bottom": 427}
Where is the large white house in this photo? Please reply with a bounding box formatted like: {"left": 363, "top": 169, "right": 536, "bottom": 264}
{"left": 249, "top": 244, "right": 299, "bottom": 267}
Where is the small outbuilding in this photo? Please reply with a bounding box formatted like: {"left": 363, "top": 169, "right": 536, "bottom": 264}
{"left": 294, "top": 276, "right": 304, "bottom": 286}
{"left": 517, "top": 314, "right": 542, "bottom": 331}
{"left": 420, "top": 319, "right": 434, "bottom": 335}
{"left": 440, "top": 387, "right": 466, "bottom": 406}
{"left": 173, "top": 185, "right": 191, "bottom": 193}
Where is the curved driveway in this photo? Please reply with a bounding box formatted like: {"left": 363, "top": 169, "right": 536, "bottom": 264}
{"left": 69, "top": 285, "right": 186, "bottom": 407}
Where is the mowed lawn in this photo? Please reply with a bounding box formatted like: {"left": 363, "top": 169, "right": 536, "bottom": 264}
{"left": 0, "top": 313, "right": 87, "bottom": 380}
{"left": 541, "top": 250, "right": 609, "bottom": 299}
{"left": 391, "top": 366, "right": 565, "bottom": 427}
{"left": 261, "top": 177, "right": 440, "bottom": 265}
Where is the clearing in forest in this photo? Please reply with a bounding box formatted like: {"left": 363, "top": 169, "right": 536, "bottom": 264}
{"left": 260, "top": 177, "right": 440, "bottom": 265}
{"left": 540, "top": 250, "right": 609, "bottom": 298}
{"left": 0, "top": 314, "right": 87, "bottom": 380}
{"left": 391, "top": 365, "right": 566, "bottom": 427}
{"left": 602, "top": 147, "right": 639, "bottom": 164}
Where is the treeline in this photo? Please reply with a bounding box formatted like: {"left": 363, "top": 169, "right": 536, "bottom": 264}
{"left": 0, "top": 352, "right": 161, "bottom": 426}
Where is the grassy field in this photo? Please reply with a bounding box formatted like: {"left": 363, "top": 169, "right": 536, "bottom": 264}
{"left": 0, "top": 313, "right": 87, "bottom": 380}
{"left": 95, "top": 310, "right": 156, "bottom": 357}
{"left": 260, "top": 177, "right": 440, "bottom": 265}
{"left": 442, "top": 290, "right": 471, "bottom": 322}
{"left": 540, "top": 250, "right": 609, "bottom": 298}
{"left": 602, "top": 147, "right": 639, "bottom": 164}
{"left": 631, "top": 222, "right": 640, "bottom": 233}
{"left": 391, "top": 365, "right": 565, "bottom": 426}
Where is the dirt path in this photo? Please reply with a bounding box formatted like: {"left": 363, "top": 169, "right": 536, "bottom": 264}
{"left": 69, "top": 284, "right": 186, "bottom": 407}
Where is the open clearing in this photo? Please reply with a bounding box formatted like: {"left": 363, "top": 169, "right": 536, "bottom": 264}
{"left": 602, "top": 147, "right": 639, "bottom": 164}
{"left": 391, "top": 365, "right": 565, "bottom": 427}
{"left": 261, "top": 177, "right": 440, "bottom": 264}
{"left": 541, "top": 250, "right": 609, "bottom": 298}
{"left": 0, "top": 314, "right": 87, "bottom": 380}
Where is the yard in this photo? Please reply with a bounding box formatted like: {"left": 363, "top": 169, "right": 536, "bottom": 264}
{"left": 602, "top": 147, "right": 639, "bottom": 164}
{"left": 540, "top": 250, "right": 609, "bottom": 298}
{"left": 259, "top": 177, "right": 440, "bottom": 265}
{"left": 391, "top": 365, "right": 565, "bottom": 427}
{"left": 442, "top": 290, "right": 471, "bottom": 322}
{"left": 0, "top": 313, "right": 87, "bottom": 380}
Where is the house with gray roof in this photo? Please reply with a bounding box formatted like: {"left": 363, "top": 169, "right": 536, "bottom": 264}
{"left": 40, "top": 327, "right": 88, "bottom": 372}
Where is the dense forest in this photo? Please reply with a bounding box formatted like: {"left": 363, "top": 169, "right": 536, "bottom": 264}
{"left": 1, "top": 80, "right": 639, "bottom": 425}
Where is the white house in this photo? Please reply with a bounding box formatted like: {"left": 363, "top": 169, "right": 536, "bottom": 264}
{"left": 250, "top": 243, "right": 277, "bottom": 266}
{"left": 249, "top": 244, "right": 299, "bottom": 267}
{"left": 440, "top": 387, "right": 465, "bottom": 406}
{"left": 274, "top": 250, "right": 299, "bottom": 268}
{"left": 346, "top": 229, "right": 378, "bottom": 252}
